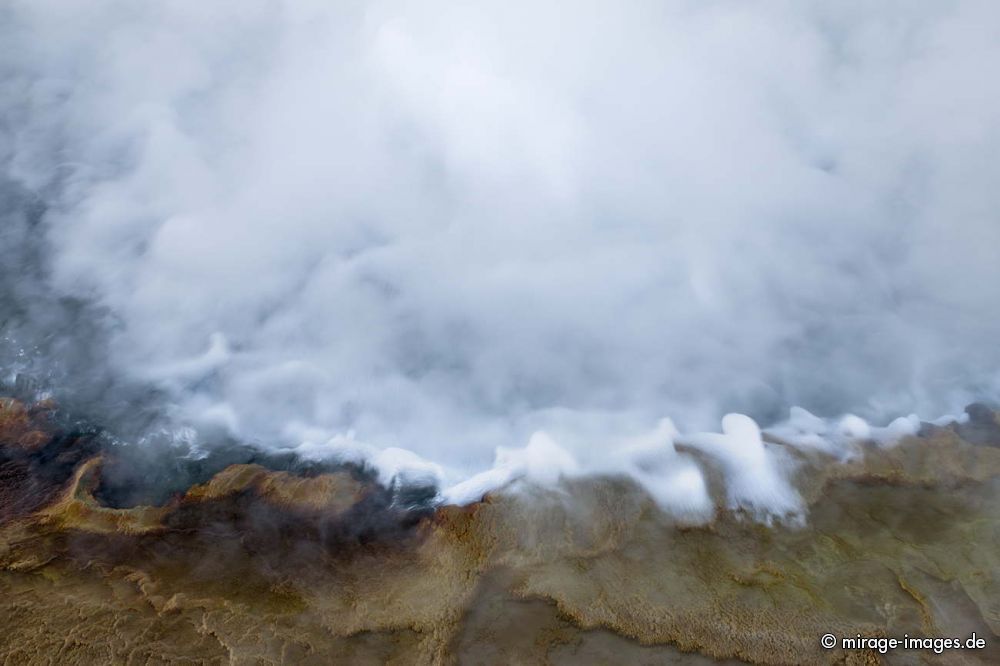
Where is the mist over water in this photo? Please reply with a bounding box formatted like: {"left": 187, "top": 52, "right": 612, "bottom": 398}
{"left": 3, "top": 1, "right": 1000, "bottom": 514}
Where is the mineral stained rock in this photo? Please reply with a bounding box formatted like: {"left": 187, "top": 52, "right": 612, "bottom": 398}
{"left": 1, "top": 397, "right": 999, "bottom": 665}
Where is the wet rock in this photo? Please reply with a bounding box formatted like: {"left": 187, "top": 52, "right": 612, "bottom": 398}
{"left": 957, "top": 403, "right": 1000, "bottom": 446}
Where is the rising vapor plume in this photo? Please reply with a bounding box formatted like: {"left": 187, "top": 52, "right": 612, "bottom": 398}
{"left": 2, "top": 0, "right": 1000, "bottom": 518}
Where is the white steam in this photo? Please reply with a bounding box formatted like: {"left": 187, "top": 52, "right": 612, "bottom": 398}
{"left": 3, "top": 1, "right": 1000, "bottom": 520}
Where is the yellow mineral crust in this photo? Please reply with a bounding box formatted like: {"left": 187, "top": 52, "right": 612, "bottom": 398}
{"left": 185, "top": 463, "right": 367, "bottom": 514}
{"left": 1, "top": 397, "right": 999, "bottom": 665}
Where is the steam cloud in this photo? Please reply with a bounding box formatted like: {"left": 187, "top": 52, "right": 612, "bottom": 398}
{"left": 2, "top": 1, "right": 1000, "bottom": 518}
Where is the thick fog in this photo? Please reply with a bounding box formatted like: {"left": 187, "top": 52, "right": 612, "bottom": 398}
{"left": 2, "top": 1, "right": 1000, "bottom": 515}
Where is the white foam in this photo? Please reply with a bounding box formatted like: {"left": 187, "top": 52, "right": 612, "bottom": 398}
{"left": 297, "top": 405, "right": 966, "bottom": 522}
{"left": 837, "top": 415, "right": 872, "bottom": 441}
{"left": 439, "top": 467, "right": 518, "bottom": 506}
{"left": 439, "top": 420, "right": 713, "bottom": 521}
{"left": 765, "top": 406, "right": 844, "bottom": 456}
{"left": 607, "top": 419, "right": 713, "bottom": 520}
{"left": 293, "top": 433, "right": 442, "bottom": 488}
{"left": 681, "top": 414, "right": 803, "bottom": 520}
{"left": 372, "top": 447, "right": 445, "bottom": 488}
{"left": 869, "top": 414, "right": 921, "bottom": 446}
{"left": 440, "top": 431, "right": 578, "bottom": 504}
{"left": 929, "top": 412, "right": 969, "bottom": 427}
{"left": 768, "top": 408, "right": 928, "bottom": 453}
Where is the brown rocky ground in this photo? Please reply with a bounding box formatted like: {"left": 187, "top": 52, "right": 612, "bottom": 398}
{"left": 1, "top": 396, "right": 999, "bottom": 665}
